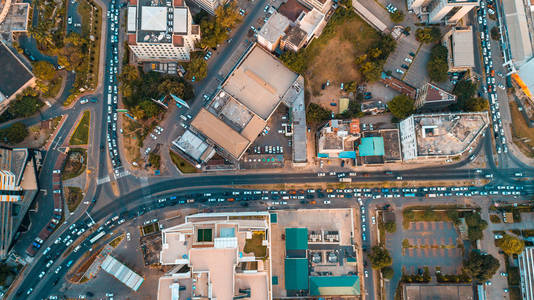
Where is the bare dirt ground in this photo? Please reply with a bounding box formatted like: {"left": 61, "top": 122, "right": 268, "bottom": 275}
{"left": 16, "top": 116, "right": 62, "bottom": 148}
{"left": 305, "top": 17, "right": 379, "bottom": 110}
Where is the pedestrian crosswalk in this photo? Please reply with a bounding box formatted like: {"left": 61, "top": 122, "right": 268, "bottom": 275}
{"left": 97, "top": 176, "right": 110, "bottom": 185}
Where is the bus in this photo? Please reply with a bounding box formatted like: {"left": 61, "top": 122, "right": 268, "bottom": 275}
{"left": 90, "top": 231, "right": 106, "bottom": 244}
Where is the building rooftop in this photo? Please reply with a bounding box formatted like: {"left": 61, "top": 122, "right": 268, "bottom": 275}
{"left": 296, "top": 8, "right": 324, "bottom": 40}
{"left": 0, "top": 40, "right": 33, "bottom": 102}
{"left": 400, "top": 112, "right": 488, "bottom": 160}
{"left": 309, "top": 276, "right": 360, "bottom": 296}
{"left": 172, "top": 130, "right": 208, "bottom": 162}
{"left": 258, "top": 12, "right": 290, "bottom": 46}
{"left": 101, "top": 255, "right": 144, "bottom": 291}
{"left": 279, "top": 0, "right": 310, "bottom": 22}
{"left": 450, "top": 28, "right": 475, "bottom": 68}
{"left": 503, "top": 0, "right": 533, "bottom": 66}
{"left": 282, "top": 25, "right": 307, "bottom": 48}
{"left": 284, "top": 258, "right": 308, "bottom": 291}
{"left": 191, "top": 108, "right": 251, "bottom": 159}
{"left": 128, "top": 0, "right": 189, "bottom": 44}
{"left": 0, "top": 3, "right": 29, "bottom": 41}
{"left": 358, "top": 137, "right": 385, "bottom": 156}
{"left": 514, "top": 57, "right": 534, "bottom": 100}
{"left": 223, "top": 45, "right": 298, "bottom": 120}
{"left": 285, "top": 228, "right": 308, "bottom": 251}
{"left": 420, "top": 83, "right": 457, "bottom": 104}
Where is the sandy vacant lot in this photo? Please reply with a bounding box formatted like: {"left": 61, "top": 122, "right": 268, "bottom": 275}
{"left": 306, "top": 15, "right": 380, "bottom": 109}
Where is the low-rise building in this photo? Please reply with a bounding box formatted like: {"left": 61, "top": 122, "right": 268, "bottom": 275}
{"left": 126, "top": 0, "right": 200, "bottom": 62}
{"left": 415, "top": 82, "right": 457, "bottom": 109}
{"left": 442, "top": 27, "right": 475, "bottom": 72}
{"left": 188, "top": 44, "right": 307, "bottom": 165}
{"left": 0, "top": 2, "right": 30, "bottom": 42}
{"left": 317, "top": 119, "right": 360, "bottom": 159}
{"left": 0, "top": 40, "right": 35, "bottom": 110}
{"left": 297, "top": 0, "right": 331, "bottom": 14}
{"left": 361, "top": 100, "right": 386, "bottom": 114}
{"left": 257, "top": 12, "right": 291, "bottom": 52}
{"left": 159, "top": 212, "right": 272, "bottom": 300}
{"left": 399, "top": 112, "right": 488, "bottom": 161}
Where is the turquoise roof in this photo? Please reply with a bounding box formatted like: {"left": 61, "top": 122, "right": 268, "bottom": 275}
{"left": 285, "top": 228, "right": 308, "bottom": 251}
{"left": 285, "top": 258, "right": 308, "bottom": 290}
{"left": 359, "top": 137, "right": 385, "bottom": 156}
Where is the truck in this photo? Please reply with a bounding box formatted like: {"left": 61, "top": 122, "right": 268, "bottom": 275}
{"left": 107, "top": 94, "right": 112, "bottom": 105}
{"left": 339, "top": 178, "right": 352, "bottom": 182}
{"left": 90, "top": 231, "right": 106, "bottom": 244}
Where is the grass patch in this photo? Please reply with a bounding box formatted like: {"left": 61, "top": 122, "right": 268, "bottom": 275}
{"left": 65, "top": 186, "right": 83, "bottom": 212}
{"left": 77, "top": 0, "right": 102, "bottom": 88}
{"left": 70, "top": 111, "right": 90, "bottom": 145}
{"left": 142, "top": 223, "right": 159, "bottom": 236}
{"left": 509, "top": 101, "right": 534, "bottom": 157}
{"left": 169, "top": 150, "right": 198, "bottom": 173}
{"left": 243, "top": 232, "right": 267, "bottom": 258}
{"left": 44, "top": 74, "right": 64, "bottom": 98}
{"left": 109, "top": 234, "right": 124, "bottom": 248}
{"left": 62, "top": 148, "right": 87, "bottom": 180}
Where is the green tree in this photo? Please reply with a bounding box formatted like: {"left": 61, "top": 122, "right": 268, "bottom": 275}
{"left": 384, "top": 222, "right": 397, "bottom": 233}
{"left": 382, "top": 266, "right": 394, "bottom": 279}
{"left": 389, "top": 10, "right": 405, "bottom": 23}
{"left": 119, "top": 65, "right": 139, "bottom": 83}
{"left": 306, "top": 103, "right": 331, "bottom": 126}
{"left": 388, "top": 94, "right": 414, "bottom": 120}
{"left": 369, "top": 246, "right": 392, "bottom": 269}
{"left": 453, "top": 79, "right": 477, "bottom": 101}
{"left": 403, "top": 209, "right": 415, "bottom": 221}
{"left": 148, "top": 153, "right": 161, "bottom": 169}
{"left": 136, "top": 100, "right": 161, "bottom": 119}
{"left": 464, "top": 97, "right": 489, "bottom": 112}
{"left": 359, "top": 61, "right": 381, "bottom": 82}
{"left": 157, "top": 79, "right": 185, "bottom": 96}
{"left": 0, "top": 263, "right": 16, "bottom": 286}
{"left": 490, "top": 26, "right": 500, "bottom": 41}
{"left": 33, "top": 60, "right": 56, "bottom": 81}
{"left": 465, "top": 212, "right": 488, "bottom": 241}
{"left": 280, "top": 50, "right": 308, "bottom": 74}
{"left": 8, "top": 95, "right": 44, "bottom": 118}
{"left": 427, "top": 44, "right": 448, "bottom": 82}
{"left": 496, "top": 234, "right": 525, "bottom": 255}
{"left": 463, "top": 250, "right": 500, "bottom": 281}
{"left": 0, "top": 122, "right": 29, "bottom": 144}
{"left": 185, "top": 54, "right": 208, "bottom": 81}
{"left": 215, "top": 3, "right": 242, "bottom": 29}
{"left": 415, "top": 27, "right": 441, "bottom": 43}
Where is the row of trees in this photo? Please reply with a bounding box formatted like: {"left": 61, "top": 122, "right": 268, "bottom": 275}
{"left": 427, "top": 44, "right": 449, "bottom": 82}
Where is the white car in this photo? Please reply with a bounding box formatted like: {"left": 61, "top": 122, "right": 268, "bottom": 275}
{"left": 38, "top": 271, "right": 46, "bottom": 279}
{"left": 80, "top": 98, "right": 88, "bottom": 104}
{"left": 323, "top": 200, "right": 331, "bottom": 204}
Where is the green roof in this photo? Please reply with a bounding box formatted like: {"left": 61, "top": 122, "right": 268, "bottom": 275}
{"left": 285, "top": 258, "right": 308, "bottom": 290}
{"left": 270, "top": 213, "right": 278, "bottom": 224}
{"left": 359, "top": 137, "right": 385, "bottom": 156}
{"left": 309, "top": 276, "right": 361, "bottom": 296}
{"left": 285, "top": 228, "right": 308, "bottom": 251}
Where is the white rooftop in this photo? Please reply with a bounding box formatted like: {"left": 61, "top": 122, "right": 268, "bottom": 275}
{"left": 503, "top": 0, "right": 533, "bottom": 66}
{"left": 173, "top": 7, "right": 187, "bottom": 33}
{"left": 141, "top": 6, "right": 167, "bottom": 31}
{"left": 258, "top": 12, "right": 290, "bottom": 45}
{"left": 451, "top": 29, "right": 475, "bottom": 68}
{"left": 127, "top": 7, "right": 137, "bottom": 32}
{"left": 297, "top": 8, "right": 324, "bottom": 40}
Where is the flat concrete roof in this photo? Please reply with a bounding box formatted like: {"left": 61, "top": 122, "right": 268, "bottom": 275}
{"left": 140, "top": 6, "right": 166, "bottom": 31}
{"left": 0, "top": 40, "right": 33, "bottom": 101}
{"left": 517, "top": 58, "right": 534, "bottom": 98}
{"left": 451, "top": 29, "right": 475, "bottom": 68}
{"left": 223, "top": 45, "right": 298, "bottom": 120}
{"left": 241, "top": 115, "right": 266, "bottom": 142}
{"left": 258, "top": 12, "right": 290, "bottom": 45}
{"left": 503, "top": 0, "right": 533, "bottom": 65}
{"left": 174, "top": 130, "right": 208, "bottom": 161}
{"left": 191, "top": 108, "right": 251, "bottom": 159}
{"left": 190, "top": 248, "right": 237, "bottom": 299}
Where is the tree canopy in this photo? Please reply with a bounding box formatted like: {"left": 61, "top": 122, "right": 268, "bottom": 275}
{"left": 464, "top": 212, "right": 488, "bottom": 241}
{"left": 8, "top": 95, "right": 44, "bottom": 118}
{"left": 33, "top": 61, "right": 56, "bottom": 81}
{"left": 0, "top": 122, "right": 29, "bottom": 144}
{"left": 199, "top": 3, "right": 242, "bottom": 49}
{"left": 490, "top": 26, "right": 500, "bottom": 41}
{"left": 463, "top": 250, "right": 499, "bottom": 281}
{"left": 427, "top": 44, "right": 448, "bottom": 82}
{"left": 185, "top": 54, "right": 208, "bottom": 81}
{"left": 496, "top": 234, "right": 525, "bottom": 255}
{"left": 388, "top": 94, "right": 414, "bottom": 120}
{"left": 452, "top": 80, "right": 489, "bottom": 112}
{"left": 415, "top": 27, "right": 441, "bottom": 44}
{"left": 382, "top": 266, "right": 394, "bottom": 279}
{"left": 369, "top": 246, "right": 392, "bottom": 269}
{"left": 389, "top": 11, "right": 405, "bottom": 23}
{"left": 306, "top": 103, "right": 331, "bottom": 127}
{"left": 384, "top": 222, "right": 397, "bottom": 233}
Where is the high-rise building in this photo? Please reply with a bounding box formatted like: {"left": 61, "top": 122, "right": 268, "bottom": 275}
{"left": 408, "top": 0, "right": 479, "bottom": 24}
{"left": 126, "top": 0, "right": 200, "bottom": 61}
{"left": 188, "top": 0, "right": 227, "bottom": 15}
{"left": 297, "top": 0, "right": 332, "bottom": 14}
{"left": 0, "top": 147, "right": 38, "bottom": 258}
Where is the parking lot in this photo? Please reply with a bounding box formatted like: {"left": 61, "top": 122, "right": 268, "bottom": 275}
{"left": 241, "top": 106, "right": 292, "bottom": 169}
{"left": 386, "top": 221, "right": 465, "bottom": 275}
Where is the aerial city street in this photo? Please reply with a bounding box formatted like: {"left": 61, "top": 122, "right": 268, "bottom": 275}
{"left": 0, "top": 0, "right": 533, "bottom": 298}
